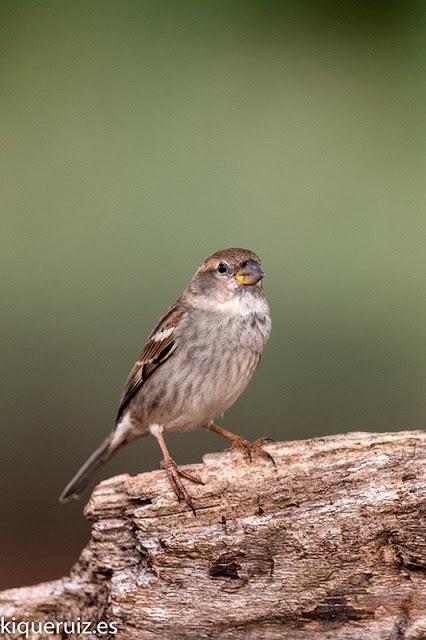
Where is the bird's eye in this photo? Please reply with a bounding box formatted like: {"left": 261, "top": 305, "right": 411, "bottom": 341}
{"left": 217, "top": 262, "right": 228, "bottom": 274}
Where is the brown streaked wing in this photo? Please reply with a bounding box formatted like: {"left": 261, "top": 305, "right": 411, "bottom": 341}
{"left": 115, "top": 301, "right": 186, "bottom": 422}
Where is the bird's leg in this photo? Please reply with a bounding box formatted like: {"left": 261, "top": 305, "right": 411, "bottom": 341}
{"left": 154, "top": 430, "right": 204, "bottom": 514}
{"left": 208, "top": 423, "right": 276, "bottom": 467}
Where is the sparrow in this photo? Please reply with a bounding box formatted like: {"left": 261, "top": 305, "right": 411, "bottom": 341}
{"left": 60, "top": 248, "right": 272, "bottom": 512}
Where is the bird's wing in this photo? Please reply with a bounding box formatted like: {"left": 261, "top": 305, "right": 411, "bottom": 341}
{"left": 116, "top": 301, "right": 186, "bottom": 422}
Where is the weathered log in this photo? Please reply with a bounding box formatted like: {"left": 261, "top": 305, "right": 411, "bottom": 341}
{"left": 1, "top": 430, "right": 425, "bottom": 639}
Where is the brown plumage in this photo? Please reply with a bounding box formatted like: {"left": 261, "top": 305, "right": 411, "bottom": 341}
{"left": 116, "top": 303, "right": 185, "bottom": 422}
{"left": 60, "top": 248, "right": 272, "bottom": 512}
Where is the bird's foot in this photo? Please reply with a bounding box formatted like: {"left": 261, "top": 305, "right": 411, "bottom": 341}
{"left": 160, "top": 459, "right": 204, "bottom": 515}
{"left": 208, "top": 422, "right": 276, "bottom": 467}
{"left": 229, "top": 436, "right": 276, "bottom": 467}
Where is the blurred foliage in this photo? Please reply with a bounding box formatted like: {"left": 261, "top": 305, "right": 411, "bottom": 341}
{"left": 1, "top": 1, "right": 425, "bottom": 588}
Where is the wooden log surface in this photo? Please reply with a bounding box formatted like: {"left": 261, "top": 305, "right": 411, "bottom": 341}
{"left": 1, "top": 430, "right": 425, "bottom": 639}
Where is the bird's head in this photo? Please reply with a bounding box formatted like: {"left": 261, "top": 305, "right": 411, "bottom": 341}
{"left": 186, "top": 248, "right": 266, "bottom": 309}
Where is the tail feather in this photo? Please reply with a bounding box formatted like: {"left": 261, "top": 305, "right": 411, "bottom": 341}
{"left": 60, "top": 434, "right": 115, "bottom": 502}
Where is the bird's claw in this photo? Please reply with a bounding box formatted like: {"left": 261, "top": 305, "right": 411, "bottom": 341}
{"left": 161, "top": 459, "right": 203, "bottom": 515}
{"left": 230, "top": 436, "right": 276, "bottom": 468}
{"left": 255, "top": 436, "right": 275, "bottom": 446}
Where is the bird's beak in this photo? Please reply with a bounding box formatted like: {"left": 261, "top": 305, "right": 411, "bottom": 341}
{"left": 234, "top": 260, "right": 265, "bottom": 286}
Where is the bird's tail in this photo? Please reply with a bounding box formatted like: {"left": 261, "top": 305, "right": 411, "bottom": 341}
{"left": 59, "top": 432, "right": 118, "bottom": 503}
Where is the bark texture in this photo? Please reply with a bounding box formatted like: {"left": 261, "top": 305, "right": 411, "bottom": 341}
{"left": 1, "top": 430, "right": 425, "bottom": 639}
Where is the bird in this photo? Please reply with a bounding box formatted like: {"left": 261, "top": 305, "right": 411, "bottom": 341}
{"left": 60, "top": 247, "right": 272, "bottom": 512}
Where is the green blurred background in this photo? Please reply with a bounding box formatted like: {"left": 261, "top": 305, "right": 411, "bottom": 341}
{"left": 1, "top": 1, "right": 425, "bottom": 589}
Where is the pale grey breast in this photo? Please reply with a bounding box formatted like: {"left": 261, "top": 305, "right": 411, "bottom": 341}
{"left": 131, "top": 305, "right": 271, "bottom": 433}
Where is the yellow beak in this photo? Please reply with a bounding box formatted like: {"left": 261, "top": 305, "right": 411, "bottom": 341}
{"left": 234, "top": 261, "right": 265, "bottom": 286}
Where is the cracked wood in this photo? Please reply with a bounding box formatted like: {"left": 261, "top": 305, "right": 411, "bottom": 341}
{"left": 0, "top": 430, "right": 425, "bottom": 639}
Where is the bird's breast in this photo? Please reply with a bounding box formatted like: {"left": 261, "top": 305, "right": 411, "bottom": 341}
{"left": 134, "top": 307, "right": 271, "bottom": 433}
{"left": 174, "top": 309, "right": 270, "bottom": 423}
